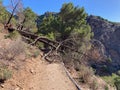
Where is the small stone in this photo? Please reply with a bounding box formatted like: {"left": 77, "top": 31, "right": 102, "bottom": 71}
{"left": 30, "top": 69, "right": 35, "bottom": 74}
{"left": 15, "top": 87, "right": 20, "bottom": 90}
{"left": 0, "top": 84, "right": 4, "bottom": 88}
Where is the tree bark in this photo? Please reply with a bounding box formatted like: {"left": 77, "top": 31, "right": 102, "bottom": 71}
{"left": 7, "top": 2, "right": 19, "bottom": 25}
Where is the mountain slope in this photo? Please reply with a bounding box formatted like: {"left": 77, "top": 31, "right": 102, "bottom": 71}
{"left": 0, "top": 56, "right": 77, "bottom": 90}
{"left": 87, "top": 15, "right": 120, "bottom": 74}
{"left": 0, "top": 30, "right": 77, "bottom": 90}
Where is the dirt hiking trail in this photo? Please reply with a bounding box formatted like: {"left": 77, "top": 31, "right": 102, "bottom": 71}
{"left": 0, "top": 56, "right": 77, "bottom": 90}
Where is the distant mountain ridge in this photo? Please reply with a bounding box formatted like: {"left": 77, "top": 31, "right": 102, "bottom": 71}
{"left": 87, "top": 15, "right": 120, "bottom": 74}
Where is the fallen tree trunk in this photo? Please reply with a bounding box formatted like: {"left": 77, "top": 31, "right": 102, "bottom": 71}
{"left": 6, "top": 27, "right": 91, "bottom": 59}
{"left": 16, "top": 29, "right": 74, "bottom": 51}
{"left": 16, "top": 29, "right": 59, "bottom": 48}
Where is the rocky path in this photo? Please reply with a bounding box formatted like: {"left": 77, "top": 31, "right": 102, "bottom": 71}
{"left": 0, "top": 56, "right": 77, "bottom": 90}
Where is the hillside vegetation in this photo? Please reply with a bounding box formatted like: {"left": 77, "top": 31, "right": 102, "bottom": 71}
{"left": 0, "top": 0, "right": 120, "bottom": 90}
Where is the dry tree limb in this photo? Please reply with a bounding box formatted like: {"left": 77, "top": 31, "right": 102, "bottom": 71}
{"left": 5, "top": 26, "right": 92, "bottom": 60}
{"left": 17, "top": 30, "right": 57, "bottom": 48}
{"left": 7, "top": 0, "right": 21, "bottom": 25}
{"left": 55, "top": 42, "right": 63, "bottom": 51}
{"left": 61, "top": 62, "right": 81, "bottom": 90}
{"left": 30, "top": 37, "right": 41, "bottom": 45}
{"left": 42, "top": 48, "right": 53, "bottom": 63}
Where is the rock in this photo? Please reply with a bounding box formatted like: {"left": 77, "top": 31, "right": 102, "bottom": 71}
{"left": 29, "top": 69, "right": 35, "bottom": 74}
{"left": 0, "top": 84, "right": 4, "bottom": 88}
{"left": 87, "top": 15, "right": 120, "bottom": 74}
{"left": 15, "top": 87, "right": 20, "bottom": 90}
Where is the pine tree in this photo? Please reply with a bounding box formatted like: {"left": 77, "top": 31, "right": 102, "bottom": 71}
{"left": 59, "top": 3, "right": 92, "bottom": 61}
{"left": 38, "top": 3, "right": 93, "bottom": 56}
{"left": 23, "top": 7, "right": 37, "bottom": 33}
{"left": 0, "top": 1, "right": 9, "bottom": 24}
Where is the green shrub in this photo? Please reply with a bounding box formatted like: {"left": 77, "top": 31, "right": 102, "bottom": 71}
{"left": 33, "top": 50, "right": 40, "bottom": 58}
{"left": 102, "top": 73, "right": 119, "bottom": 87}
{"left": 5, "top": 30, "right": 21, "bottom": 40}
{"left": 107, "top": 57, "right": 112, "bottom": 63}
{"left": 26, "top": 46, "right": 40, "bottom": 58}
{"left": 46, "top": 32, "right": 55, "bottom": 40}
{"left": 0, "top": 65, "right": 12, "bottom": 82}
{"left": 101, "top": 65, "right": 110, "bottom": 73}
{"left": 117, "top": 70, "right": 120, "bottom": 76}
{"left": 78, "top": 65, "right": 94, "bottom": 83}
{"left": 90, "top": 80, "right": 98, "bottom": 90}
{"left": 0, "top": 39, "right": 25, "bottom": 60}
{"left": 104, "top": 85, "right": 109, "bottom": 90}
{"left": 114, "top": 77, "right": 120, "bottom": 90}
{"left": 36, "top": 42, "right": 44, "bottom": 49}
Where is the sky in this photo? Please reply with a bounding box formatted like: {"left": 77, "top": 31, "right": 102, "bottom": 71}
{"left": 3, "top": 0, "right": 120, "bottom": 22}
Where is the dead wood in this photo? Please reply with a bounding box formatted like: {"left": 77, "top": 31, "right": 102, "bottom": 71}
{"left": 61, "top": 62, "right": 81, "bottom": 90}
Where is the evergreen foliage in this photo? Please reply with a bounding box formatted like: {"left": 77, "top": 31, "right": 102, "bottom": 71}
{"left": 38, "top": 3, "right": 93, "bottom": 67}
{"left": 23, "top": 7, "right": 38, "bottom": 33}
{"left": 0, "top": 2, "right": 9, "bottom": 24}
{"left": 0, "top": 64, "right": 12, "bottom": 82}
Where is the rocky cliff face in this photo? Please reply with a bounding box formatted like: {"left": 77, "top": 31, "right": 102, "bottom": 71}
{"left": 87, "top": 15, "right": 120, "bottom": 75}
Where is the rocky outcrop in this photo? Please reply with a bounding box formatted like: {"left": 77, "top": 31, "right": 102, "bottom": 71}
{"left": 87, "top": 15, "right": 120, "bottom": 75}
